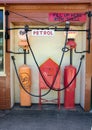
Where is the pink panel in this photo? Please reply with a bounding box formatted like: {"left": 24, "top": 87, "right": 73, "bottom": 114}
{"left": 49, "top": 13, "right": 87, "bottom": 22}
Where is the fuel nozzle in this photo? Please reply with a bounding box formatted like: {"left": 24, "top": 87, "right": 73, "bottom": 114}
{"left": 11, "top": 56, "right": 15, "bottom": 61}
{"left": 80, "top": 55, "right": 85, "bottom": 61}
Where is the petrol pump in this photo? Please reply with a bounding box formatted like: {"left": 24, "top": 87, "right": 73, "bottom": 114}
{"left": 18, "top": 29, "right": 31, "bottom": 106}
{"left": 64, "top": 27, "right": 77, "bottom": 109}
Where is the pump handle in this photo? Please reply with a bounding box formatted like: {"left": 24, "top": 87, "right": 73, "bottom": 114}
{"left": 80, "top": 55, "right": 85, "bottom": 61}
{"left": 11, "top": 56, "right": 15, "bottom": 61}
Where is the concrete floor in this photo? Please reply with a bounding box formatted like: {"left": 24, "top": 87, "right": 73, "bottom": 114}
{"left": 0, "top": 104, "right": 92, "bottom": 130}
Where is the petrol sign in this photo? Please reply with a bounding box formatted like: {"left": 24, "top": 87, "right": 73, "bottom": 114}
{"left": 32, "top": 30, "right": 55, "bottom": 36}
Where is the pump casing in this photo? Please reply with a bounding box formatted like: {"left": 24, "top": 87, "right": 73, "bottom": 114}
{"left": 19, "top": 64, "right": 31, "bottom": 106}
{"left": 64, "top": 65, "right": 76, "bottom": 109}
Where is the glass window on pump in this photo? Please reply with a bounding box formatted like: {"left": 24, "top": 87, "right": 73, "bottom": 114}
{"left": 0, "top": 8, "right": 5, "bottom": 74}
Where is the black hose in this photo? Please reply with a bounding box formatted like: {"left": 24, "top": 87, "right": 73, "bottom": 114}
{"left": 25, "top": 28, "right": 85, "bottom": 91}
{"left": 11, "top": 54, "right": 84, "bottom": 98}
{"left": 11, "top": 56, "right": 52, "bottom": 97}
{"left": 25, "top": 25, "right": 84, "bottom": 91}
{"left": 11, "top": 28, "right": 69, "bottom": 97}
{"left": 25, "top": 26, "right": 69, "bottom": 91}
{"left": 48, "top": 55, "right": 85, "bottom": 91}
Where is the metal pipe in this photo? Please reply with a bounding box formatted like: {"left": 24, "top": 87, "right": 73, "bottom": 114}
{"left": 7, "top": 27, "right": 88, "bottom": 32}
{"left": 70, "top": 49, "right": 73, "bottom": 65}
{"left": 5, "top": 10, "right": 10, "bottom": 53}
{"left": 87, "top": 11, "right": 92, "bottom": 53}
{"left": 24, "top": 49, "right": 26, "bottom": 64}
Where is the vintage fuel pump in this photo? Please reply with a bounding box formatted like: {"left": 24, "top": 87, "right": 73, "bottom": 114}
{"left": 64, "top": 39, "right": 76, "bottom": 109}
{"left": 64, "top": 28, "right": 77, "bottom": 109}
{"left": 18, "top": 29, "right": 31, "bottom": 106}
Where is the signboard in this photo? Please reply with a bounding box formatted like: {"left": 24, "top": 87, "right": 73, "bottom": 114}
{"left": 49, "top": 13, "right": 86, "bottom": 22}
{"left": 32, "top": 30, "right": 55, "bottom": 36}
